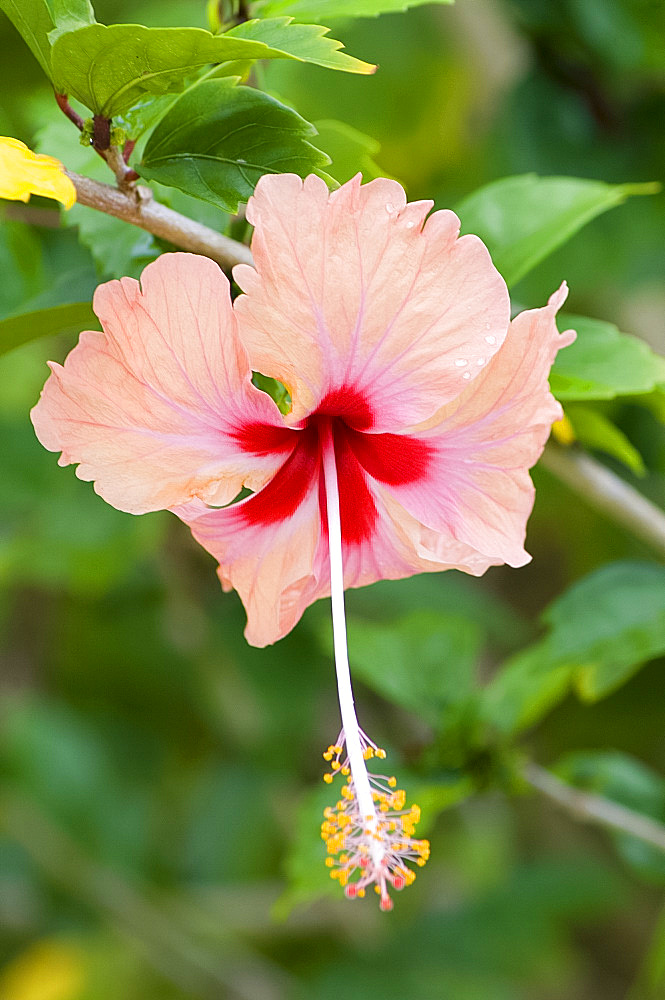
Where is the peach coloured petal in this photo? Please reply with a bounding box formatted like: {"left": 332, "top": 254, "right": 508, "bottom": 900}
{"left": 172, "top": 280, "right": 574, "bottom": 648}
{"left": 176, "top": 461, "right": 490, "bottom": 647}
{"left": 233, "top": 173, "right": 510, "bottom": 427}
{"left": 31, "top": 253, "right": 288, "bottom": 515}
{"left": 383, "top": 283, "right": 576, "bottom": 567}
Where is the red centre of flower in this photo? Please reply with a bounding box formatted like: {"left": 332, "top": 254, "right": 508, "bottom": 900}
{"left": 236, "top": 388, "right": 432, "bottom": 544}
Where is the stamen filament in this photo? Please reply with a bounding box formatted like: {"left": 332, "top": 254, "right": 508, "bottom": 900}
{"left": 320, "top": 420, "right": 382, "bottom": 865}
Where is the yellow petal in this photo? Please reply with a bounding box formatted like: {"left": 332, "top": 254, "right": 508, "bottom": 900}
{"left": 0, "top": 136, "right": 76, "bottom": 209}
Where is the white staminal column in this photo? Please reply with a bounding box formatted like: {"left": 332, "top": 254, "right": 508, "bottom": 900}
{"left": 320, "top": 420, "right": 382, "bottom": 865}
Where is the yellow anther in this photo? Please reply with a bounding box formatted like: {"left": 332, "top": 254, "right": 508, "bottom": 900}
{"left": 358, "top": 888, "right": 365, "bottom": 898}
{"left": 342, "top": 766, "right": 350, "bottom": 776}
{"left": 363, "top": 747, "right": 374, "bottom": 760}
{"left": 375, "top": 885, "right": 381, "bottom": 894}
{"left": 341, "top": 785, "right": 353, "bottom": 800}
{"left": 325, "top": 857, "right": 335, "bottom": 867}
{"left": 388, "top": 776, "right": 397, "bottom": 788}
{"left": 389, "top": 791, "right": 405, "bottom": 811}
{"left": 323, "top": 751, "right": 333, "bottom": 761}
{"left": 331, "top": 760, "right": 340, "bottom": 770}
{"left": 376, "top": 748, "right": 386, "bottom": 759}
{"left": 323, "top": 772, "right": 333, "bottom": 784}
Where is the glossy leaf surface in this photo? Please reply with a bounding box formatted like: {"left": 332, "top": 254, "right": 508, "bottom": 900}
{"left": 140, "top": 78, "right": 329, "bottom": 212}
{"left": 456, "top": 174, "right": 659, "bottom": 288}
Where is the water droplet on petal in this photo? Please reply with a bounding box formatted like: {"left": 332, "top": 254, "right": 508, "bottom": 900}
{"left": 485, "top": 322, "right": 491, "bottom": 330}
{"left": 462, "top": 372, "right": 472, "bottom": 380}
{"left": 484, "top": 334, "right": 496, "bottom": 345}
{"left": 405, "top": 220, "right": 415, "bottom": 229}
{"left": 455, "top": 358, "right": 468, "bottom": 368}
{"left": 385, "top": 202, "right": 395, "bottom": 214}
{"left": 477, "top": 357, "right": 485, "bottom": 366}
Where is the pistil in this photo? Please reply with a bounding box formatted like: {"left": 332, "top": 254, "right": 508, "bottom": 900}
{"left": 320, "top": 420, "right": 384, "bottom": 867}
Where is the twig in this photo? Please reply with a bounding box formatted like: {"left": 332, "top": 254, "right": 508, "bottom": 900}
{"left": 541, "top": 443, "right": 665, "bottom": 559}
{"left": 68, "top": 170, "right": 253, "bottom": 271}
{"left": 523, "top": 761, "right": 665, "bottom": 853}
{"left": 55, "top": 92, "right": 85, "bottom": 132}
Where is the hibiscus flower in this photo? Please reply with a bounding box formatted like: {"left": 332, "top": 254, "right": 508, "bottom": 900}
{"left": 31, "top": 172, "right": 575, "bottom": 907}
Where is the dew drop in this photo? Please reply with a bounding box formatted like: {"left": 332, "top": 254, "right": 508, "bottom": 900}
{"left": 405, "top": 220, "right": 415, "bottom": 229}
{"left": 477, "top": 357, "right": 485, "bottom": 366}
{"left": 484, "top": 334, "right": 496, "bottom": 345}
{"left": 454, "top": 358, "right": 468, "bottom": 368}
{"left": 462, "top": 372, "right": 472, "bottom": 380}
{"left": 385, "top": 202, "right": 395, "bottom": 214}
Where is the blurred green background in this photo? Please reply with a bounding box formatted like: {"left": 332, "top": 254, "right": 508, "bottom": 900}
{"left": 1, "top": 1, "right": 665, "bottom": 998}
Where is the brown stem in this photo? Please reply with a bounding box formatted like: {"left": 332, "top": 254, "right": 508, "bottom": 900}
{"left": 55, "top": 92, "right": 85, "bottom": 131}
{"left": 524, "top": 761, "right": 665, "bottom": 853}
{"left": 541, "top": 444, "right": 665, "bottom": 560}
{"left": 68, "top": 170, "right": 253, "bottom": 271}
{"left": 104, "top": 146, "right": 140, "bottom": 189}
{"left": 92, "top": 114, "right": 112, "bottom": 153}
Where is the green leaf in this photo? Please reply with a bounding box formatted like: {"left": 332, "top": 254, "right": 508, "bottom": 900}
{"left": 344, "top": 609, "right": 483, "bottom": 726}
{"left": 313, "top": 119, "right": 388, "bottom": 183}
{"left": 0, "top": 219, "right": 45, "bottom": 319}
{"left": 140, "top": 77, "right": 330, "bottom": 213}
{"left": 456, "top": 175, "right": 660, "bottom": 289}
{"left": 481, "top": 642, "right": 574, "bottom": 736}
{"left": 0, "top": 301, "right": 97, "bottom": 357}
{"left": 49, "top": 18, "right": 374, "bottom": 117}
{"left": 252, "top": 372, "right": 292, "bottom": 415}
{"left": 554, "top": 751, "right": 665, "bottom": 883}
{"left": 482, "top": 561, "right": 665, "bottom": 733}
{"left": 224, "top": 17, "right": 375, "bottom": 73}
{"left": 544, "top": 561, "right": 665, "bottom": 701}
{"left": 48, "top": 0, "right": 94, "bottom": 43}
{"left": 256, "top": 0, "right": 454, "bottom": 21}
{"left": 550, "top": 314, "right": 665, "bottom": 401}
{"left": 0, "top": 0, "right": 54, "bottom": 77}
{"left": 273, "top": 784, "right": 341, "bottom": 919}
{"left": 70, "top": 208, "right": 159, "bottom": 280}
{"left": 565, "top": 404, "right": 645, "bottom": 475}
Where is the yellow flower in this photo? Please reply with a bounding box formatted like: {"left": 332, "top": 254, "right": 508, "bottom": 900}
{"left": 0, "top": 136, "right": 76, "bottom": 209}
